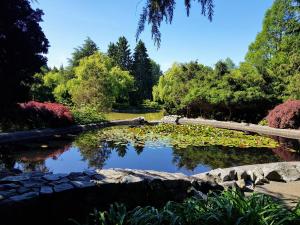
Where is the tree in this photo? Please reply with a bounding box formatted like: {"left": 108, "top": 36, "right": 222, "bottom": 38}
{"left": 245, "top": 0, "right": 300, "bottom": 100}
{"left": 0, "top": 0, "right": 49, "bottom": 106}
{"left": 107, "top": 36, "right": 132, "bottom": 71}
{"left": 69, "top": 52, "right": 134, "bottom": 111}
{"left": 150, "top": 59, "right": 163, "bottom": 85}
{"left": 132, "top": 41, "right": 153, "bottom": 102}
{"left": 137, "top": 0, "right": 214, "bottom": 47}
{"left": 68, "top": 37, "right": 98, "bottom": 67}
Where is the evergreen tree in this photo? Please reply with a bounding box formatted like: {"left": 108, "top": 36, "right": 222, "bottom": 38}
{"left": 107, "top": 36, "right": 132, "bottom": 71}
{"left": 0, "top": 0, "right": 49, "bottom": 106}
{"left": 68, "top": 37, "right": 98, "bottom": 67}
{"left": 132, "top": 41, "right": 153, "bottom": 102}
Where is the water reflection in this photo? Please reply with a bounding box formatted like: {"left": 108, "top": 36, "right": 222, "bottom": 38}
{"left": 0, "top": 133, "right": 299, "bottom": 175}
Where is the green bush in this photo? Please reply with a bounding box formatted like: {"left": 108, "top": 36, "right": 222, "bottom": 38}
{"left": 142, "top": 99, "right": 161, "bottom": 110}
{"left": 75, "top": 190, "right": 300, "bottom": 225}
{"left": 71, "top": 106, "right": 105, "bottom": 124}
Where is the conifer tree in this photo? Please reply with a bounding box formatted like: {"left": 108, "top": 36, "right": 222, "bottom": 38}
{"left": 132, "top": 41, "right": 153, "bottom": 102}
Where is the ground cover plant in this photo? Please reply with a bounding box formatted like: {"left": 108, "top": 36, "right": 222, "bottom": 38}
{"left": 95, "top": 124, "right": 279, "bottom": 149}
{"left": 75, "top": 190, "right": 300, "bottom": 225}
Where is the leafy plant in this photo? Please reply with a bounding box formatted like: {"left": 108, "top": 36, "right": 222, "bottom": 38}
{"left": 267, "top": 100, "right": 300, "bottom": 129}
{"left": 71, "top": 106, "right": 105, "bottom": 124}
{"left": 95, "top": 124, "right": 279, "bottom": 149}
{"left": 75, "top": 190, "right": 300, "bottom": 225}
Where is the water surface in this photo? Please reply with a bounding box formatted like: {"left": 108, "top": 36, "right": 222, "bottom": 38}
{"left": 1, "top": 128, "right": 299, "bottom": 175}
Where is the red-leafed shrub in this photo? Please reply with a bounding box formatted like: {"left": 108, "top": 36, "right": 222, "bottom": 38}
{"left": 18, "top": 101, "right": 74, "bottom": 128}
{"left": 266, "top": 100, "right": 300, "bottom": 129}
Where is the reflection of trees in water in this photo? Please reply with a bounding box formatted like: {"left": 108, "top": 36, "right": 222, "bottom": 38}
{"left": 270, "top": 137, "right": 300, "bottom": 161}
{"left": 172, "top": 145, "right": 281, "bottom": 171}
{"left": 0, "top": 138, "right": 72, "bottom": 172}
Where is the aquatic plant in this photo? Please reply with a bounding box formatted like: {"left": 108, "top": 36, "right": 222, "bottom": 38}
{"left": 96, "top": 124, "right": 279, "bottom": 149}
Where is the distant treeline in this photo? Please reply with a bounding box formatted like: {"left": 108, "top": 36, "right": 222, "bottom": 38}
{"left": 153, "top": 0, "right": 300, "bottom": 122}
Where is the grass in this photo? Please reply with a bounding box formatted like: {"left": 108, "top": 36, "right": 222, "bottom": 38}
{"left": 104, "top": 111, "right": 164, "bottom": 121}
{"left": 73, "top": 190, "right": 300, "bottom": 225}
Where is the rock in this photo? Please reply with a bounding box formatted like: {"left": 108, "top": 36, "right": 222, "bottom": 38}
{"left": 68, "top": 172, "right": 84, "bottom": 180}
{"left": 92, "top": 174, "right": 105, "bottom": 180}
{"left": 20, "top": 179, "right": 45, "bottom": 188}
{"left": 0, "top": 189, "right": 17, "bottom": 199}
{"left": 265, "top": 171, "right": 284, "bottom": 182}
{"left": 73, "top": 176, "right": 91, "bottom": 182}
{"left": 9, "top": 192, "right": 38, "bottom": 202}
{"left": 53, "top": 183, "right": 74, "bottom": 193}
{"left": 43, "top": 173, "right": 68, "bottom": 181}
{"left": 71, "top": 181, "right": 95, "bottom": 188}
{"left": 0, "top": 175, "right": 30, "bottom": 183}
{"left": 121, "top": 175, "right": 144, "bottom": 183}
{"left": 0, "top": 183, "right": 19, "bottom": 190}
{"left": 17, "top": 187, "right": 31, "bottom": 194}
{"left": 83, "top": 170, "right": 97, "bottom": 177}
{"left": 236, "top": 179, "right": 246, "bottom": 190}
{"left": 40, "top": 186, "right": 53, "bottom": 195}
{"left": 220, "top": 181, "right": 238, "bottom": 190}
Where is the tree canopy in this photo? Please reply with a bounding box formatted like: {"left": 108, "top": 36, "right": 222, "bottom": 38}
{"left": 0, "top": 0, "right": 49, "bottom": 106}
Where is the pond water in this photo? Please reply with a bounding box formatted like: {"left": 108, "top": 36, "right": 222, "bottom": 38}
{"left": 1, "top": 126, "right": 299, "bottom": 175}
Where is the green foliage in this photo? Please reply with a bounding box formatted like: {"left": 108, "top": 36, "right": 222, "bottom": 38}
{"left": 136, "top": 0, "right": 214, "bottom": 47}
{"left": 78, "top": 190, "right": 300, "bottom": 225}
{"left": 71, "top": 106, "right": 105, "bottom": 124}
{"left": 68, "top": 37, "right": 99, "bottom": 67}
{"left": 69, "top": 52, "right": 134, "bottom": 111}
{"left": 0, "top": 0, "right": 49, "bottom": 106}
{"left": 108, "top": 36, "right": 132, "bottom": 71}
{"left": 132, "top": 41, "right": 153, "bottom": 103}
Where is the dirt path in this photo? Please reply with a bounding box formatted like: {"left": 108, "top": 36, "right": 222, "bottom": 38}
{"left": 254, "top": 181, "right": 300, "bottom": 208}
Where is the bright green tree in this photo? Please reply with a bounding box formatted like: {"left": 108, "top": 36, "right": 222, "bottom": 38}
{"left": 69, "top": 52, "right": 134, "bottom": 111}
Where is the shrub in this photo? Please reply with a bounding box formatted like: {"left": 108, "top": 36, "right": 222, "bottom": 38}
{"left": 266, "top": 100, "right": 300, "bottom": 129}
{"left": 71, "top": 106, "right": 105, "bottom": 124}
{"left": 18, "top": 101, "right": 74, "bottom": 128}
{"left": 77, "top": 190, "right": 300, "bottom": 225}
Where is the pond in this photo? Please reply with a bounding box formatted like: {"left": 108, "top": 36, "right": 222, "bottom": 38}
{"left": 1, "top": 124, "right": 299, "bottom": 176}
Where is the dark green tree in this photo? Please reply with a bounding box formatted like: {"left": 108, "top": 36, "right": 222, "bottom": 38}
{"left": 0, "top": 0, "right": 49, "bottom": 107}
{"left": 107, "top": 36, "right": 132, "bottom": 71}
{"left": 215, "top": 60, "right": 229, "bottom": 77}
{"left": 137, "top": 0, "right": 214, "bottom": 47}
{"left": 132, "top": 41, "right": 153, "bottom": 103}
{"left": 150, "top": 59, "right": 163, "bottom": 85}
{"left": 68, "top": 37, "right": 98, "bottom": 67}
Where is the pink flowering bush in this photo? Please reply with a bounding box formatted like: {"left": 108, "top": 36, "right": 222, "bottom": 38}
{"left": 18, "top": 101, "right": 74, "bottom": 128}
{"left": 266, "top": 100, "right": 300, "bottom": 129}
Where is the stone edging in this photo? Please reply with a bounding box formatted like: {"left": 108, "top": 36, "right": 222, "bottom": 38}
{"left": 1, "top": 162, "right": 299, "bottom": 206}
{"left": 194, "top": 161, "right": 300, "bottom": 191}
{"left": 161, "top": 115, "right": 300, "bottom": 140}
{"left": 0, "top": 117, "right": 149, "bottom": 144}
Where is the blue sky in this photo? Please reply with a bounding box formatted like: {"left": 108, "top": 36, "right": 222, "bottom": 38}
{"left": 32, "top": 0, "right": 274, "bottom": 71}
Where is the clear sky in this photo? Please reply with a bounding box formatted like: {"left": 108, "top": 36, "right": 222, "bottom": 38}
{"left": 32, "top": 0, "right": 274, "bottom": 71}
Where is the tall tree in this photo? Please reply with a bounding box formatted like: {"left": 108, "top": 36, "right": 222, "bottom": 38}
{"left": 68, "top": 37, "right": 98, "bottom": 67}
{"left": 132, "top": 41, "right": 153, "bottom": 102}
{"left": 137, "top": 0, "right": 214, "bottom": 47}
{"left": 245, "top": 0, "right": 300, "bottom": 99}
{"left": 107, "top": 36, "right": 132, "bottom": 71}
{"left": 0, "top": 0, "right": 49, "bottom": 106}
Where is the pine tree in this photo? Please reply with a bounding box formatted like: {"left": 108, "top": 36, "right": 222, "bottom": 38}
{"left": 68, "top": 37, "right": 98, "bottom": 67}
{"left": 107, "top": 36, "right": 132, "bottom": 71}
{"left": 132, "top": 41, "right": 153, "bottom": 103}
